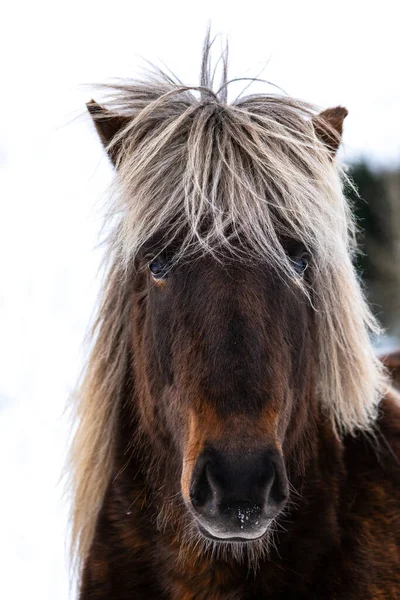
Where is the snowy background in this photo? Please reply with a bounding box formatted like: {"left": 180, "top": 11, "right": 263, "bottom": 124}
{"left": 1, "top": 1, "right": 399, "bottom": 598}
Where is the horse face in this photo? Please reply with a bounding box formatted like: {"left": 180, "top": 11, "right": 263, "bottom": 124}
{"left": 133, "top": 250, "right": 313, "bottom": 542}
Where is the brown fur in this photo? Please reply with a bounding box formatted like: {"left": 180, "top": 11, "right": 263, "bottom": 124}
{"left": 80, "top": 390, "right": 400, "bottom": 599}
{"left": 380, "top": 350, "right": 400, "bottom": 390}
{"left": 77, "top": 255, "right": 400, "bottom": 599}
{"left": 313, "top": 106, "right": 349, "bottom": 155}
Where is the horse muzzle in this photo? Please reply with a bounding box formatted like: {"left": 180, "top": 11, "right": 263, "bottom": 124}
{"left": 188, "top": 446, "right": 289, "bottom": 541}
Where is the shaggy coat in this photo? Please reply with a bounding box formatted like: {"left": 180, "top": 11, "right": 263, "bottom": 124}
{"left": 69, "top": 38, "right": 400, "bottom": 599}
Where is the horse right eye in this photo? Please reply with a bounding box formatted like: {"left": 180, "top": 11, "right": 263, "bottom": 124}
{"left": 149, "top": 255, "right": 170, "bottom": 279}
{"left": 285, "top": 241, "right": 310, "bottom": 277}
{"left": 291, "top": 254, "right": 309, "bottom": 275}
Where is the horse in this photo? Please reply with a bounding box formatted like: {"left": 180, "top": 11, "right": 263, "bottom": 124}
{"left": 69, "top": 38, "right": 400, "bottom": 599}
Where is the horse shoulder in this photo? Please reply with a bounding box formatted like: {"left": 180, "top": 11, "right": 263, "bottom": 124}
{"left": 337, "top": 387, "right": 400, "bottom": 596}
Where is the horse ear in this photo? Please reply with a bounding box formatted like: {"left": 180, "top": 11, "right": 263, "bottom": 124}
{"left": 87, "top": 99, "right": 131, "bottom": 166}
{"left": 313, "top": 106, "right": 348, "bottom": 156}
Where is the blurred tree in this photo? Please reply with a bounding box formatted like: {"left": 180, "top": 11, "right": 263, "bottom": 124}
{"left": 347, "top": 161, "right": 400, "bottom": 332}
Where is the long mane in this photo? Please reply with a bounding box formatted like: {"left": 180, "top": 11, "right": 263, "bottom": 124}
{"left": 68, "top": 37, "right": 387, "bottom": 573}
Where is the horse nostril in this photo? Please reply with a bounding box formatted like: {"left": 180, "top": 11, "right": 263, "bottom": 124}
{"left": 269, "top": 463, "right": 289, "bottom": 507}
{"left": 190, "top": 460, "right": 214, "bottom": 509}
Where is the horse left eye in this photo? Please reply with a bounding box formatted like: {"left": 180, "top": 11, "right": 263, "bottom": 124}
{"left": 149, "top": 256, "right": 169, "bottom": 279}
{"left": 291, "top": 255, "right": 309, "bottom": 275}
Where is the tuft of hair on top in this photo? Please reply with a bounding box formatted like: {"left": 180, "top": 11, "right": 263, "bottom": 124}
{"left": 91, "top": 31, "right": 354, "bottom": 280}
{"left": 69, "top": 31, "right": 388, "bottom": 574}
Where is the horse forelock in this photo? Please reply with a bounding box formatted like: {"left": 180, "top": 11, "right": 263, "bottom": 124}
{"left": 68, "top": 38, "right": 388, "bottom": 576}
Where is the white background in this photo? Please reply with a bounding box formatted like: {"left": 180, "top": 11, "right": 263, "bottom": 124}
{"left": 1, "top": 1, "right": 399, "bottom": 598}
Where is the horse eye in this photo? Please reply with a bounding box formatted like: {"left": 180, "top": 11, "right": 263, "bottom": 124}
{"left": 291, "top": 254, "right": 309, "bottom": 275}
{"left": 149, "top": 255, "right": 169, "bottom": 279}
{"left": 285, "top": 241, "right": 310, "bottom": 276}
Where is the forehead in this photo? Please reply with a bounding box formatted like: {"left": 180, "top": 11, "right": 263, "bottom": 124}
{"left": 146, "top": 253, "right": 310, "bottom": 416}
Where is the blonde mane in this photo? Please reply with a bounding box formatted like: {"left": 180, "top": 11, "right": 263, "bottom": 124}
{"left": 69, "top": 38, "right": 387, "bottom": 574}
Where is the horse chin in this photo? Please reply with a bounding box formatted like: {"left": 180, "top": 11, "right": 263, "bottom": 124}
{"left": 196, "top": 521, "right": 271, "bottom": 543}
